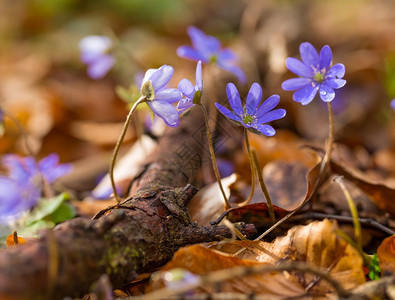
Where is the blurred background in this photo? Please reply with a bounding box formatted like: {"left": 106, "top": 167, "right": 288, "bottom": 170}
{"left": 1, "top": 0, "right": 395, "bottom": 197}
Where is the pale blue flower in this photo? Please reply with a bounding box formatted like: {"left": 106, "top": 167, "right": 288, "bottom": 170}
{"left": 177, "top": 27, "right": 246, "bottom": 83}
{"left": 141, "top": 65, "right": 183, "bottom": 127}
{"left": 177, "top": 61, "right": 203, "bottom": 112}
{"left": 79, "top": 35, "right": 115, "bottom": 79}
{"left": 216, "top": 82, "right": 286, "bottom": 136}
{"left": 0, "top": 154, "right": 72, "bottom": 221}
{"left": 282, "top": 42, "right": 346, "bottom": 105}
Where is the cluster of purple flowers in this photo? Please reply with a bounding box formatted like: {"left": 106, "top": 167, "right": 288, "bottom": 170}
{"left": 80, "top": 28, "right": 346, "bottom": 132}
{"left": 0, "top": 154, "right": 71, "bottom": 221}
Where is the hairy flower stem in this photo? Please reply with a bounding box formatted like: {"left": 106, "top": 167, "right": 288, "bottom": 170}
{"left": 251, "top": 149, "right": 275, "bottom": 224}
{"left": 201, "top": 104, "right": 231, "bottom": 209}
{"left": 239, "top": 128, "right": 257, "bottom": 206}
{"left": 110, "top": 96, "right": 146, "bottom": 202}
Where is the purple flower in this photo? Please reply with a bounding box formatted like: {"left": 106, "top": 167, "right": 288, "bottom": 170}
{"left": 391, "top": 99, "right": 395, "bottom": 110}
{"left": 215, "top": 82, "right": 286, "bottom": 136}
{"left": 0, "top": 154, "right": 72, "bottom": 221}
{"left": 141, "top": 65, "right": 183, "bottom": 127}
{"left": 281, "top": 42, "right": 346, "bottom": 105}
{"left": 177, "top": 61, "right": 203, "bottom": 112}
{"left": 79, "top": 36, "right": 115, "bottom": 79}
{"left": 177, "top": 26, "right": 246, "bottom": 83}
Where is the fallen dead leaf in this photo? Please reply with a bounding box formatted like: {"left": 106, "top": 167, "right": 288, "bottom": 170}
{"left": 148, "top": 244, "right": 306, "bottom": 298}
{"left": 330, "top": 159, "right": 395, "bottom": 217}
{"left": 377, "top": 235, "right": 395, "bottom": 274}
{"left": 212, "top": 219, "right": 366, "bottom": 293}
{"left": 188, "top": 174, "right": 237, "bottom": 226}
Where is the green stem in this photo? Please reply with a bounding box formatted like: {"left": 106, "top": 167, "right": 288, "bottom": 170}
{"left": 334, "top": 176, "right": 362, "bottom": 248}
{"left": 251, "top": 149, "right": 275, "bottom": 224}
{"left": 240, "top": 128, "right": 256, "bottom": 206}
{"left": 110, "top": 96, "right": 146, "bottom": 202}
{"left": 201, "top": 104, "right": 231, "bottom": 209}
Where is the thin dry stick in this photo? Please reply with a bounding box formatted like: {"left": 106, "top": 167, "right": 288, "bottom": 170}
{"left": 110, "top": 96, "right": 146, "bottom": 202}
{"left": 201, "top": 104, "right": 231, "bottom": 209}
{"left": 289, "top": 212, "right": 395, "bottom": 236}
{"left": 251, "top": 149, "right": 275, "bottom": 223}
{"left": 131, "top": 261, "right": 350, "bottom": 300}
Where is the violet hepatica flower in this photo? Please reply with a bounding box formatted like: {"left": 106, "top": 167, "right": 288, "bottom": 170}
{"left": 391, "top": 99, "right": 395, "bottom": 110}
{"left": 0, "top": 154, "right": 72, "bottom": 221}
{"left": 281, "top": 42, "right": 346, "bottom": 105}
{"left": 177, "top": 26, "right": 246, "bottom": 83}
{"left": 215, "top": 82, "right": 286, "bottom": 136}
{"left": 141, "top": 65, "right": 183, "bottom": 127}
{"left": 79, "top": 35, "right": 115, "bottom": 79}
{"left": 177, "top": 60, "right": 203, "bottom": 112}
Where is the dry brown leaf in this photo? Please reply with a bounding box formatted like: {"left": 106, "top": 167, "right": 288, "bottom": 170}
{"left": 188, "top": 174, "right": 237, "bottom": 226}
{"left": 149, "top": 244, "right": 306, "bottom": 298}
{"left": 212, "top": 219, "right": 366, "bottom": 293}
{"left": 330, "top": 159, "right": 395, "bottom": 217}
{"left": 377, "top": 235, "right": 395, "bottom": 274}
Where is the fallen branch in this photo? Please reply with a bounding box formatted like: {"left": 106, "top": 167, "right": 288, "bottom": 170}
{"left": 0, "top": 109, "right": 254, "bottom": 299}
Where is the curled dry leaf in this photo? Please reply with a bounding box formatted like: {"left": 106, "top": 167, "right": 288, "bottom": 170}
{"left": 330, "top": 159, "right": 395, "bottom": 217}
{"left": 148, "top": 244, "right": 306, "bottom": 298}
{"left": 212, "top": 219, "right": 366, "bottom": 294}
{"left": 377, "top": 235, "right": 395, "bottom": 274}
{"left": 188, "top": 174, "right": 237, "bottom": 226}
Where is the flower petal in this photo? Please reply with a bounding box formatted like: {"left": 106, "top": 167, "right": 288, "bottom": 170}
{"left": 257, "top": 109, "right": 286, "bottom": 124}
{"left": 293, "top": 84, "right": 319, "bottom": 105}
{"left": 187, "top": 26, "right": 220, "bottom": 58}
{"left": 218, "top": 48, "right": 238, "bottom": 61}
{"left": 87, "top": 55, "right": 115, "bottom": 79}
{"left": 327, "top": 63, "right": 345, "bottom": 78}
{"left": 253, "top": 124, "right": 276, "bottom": 136}
{"left": 245, "top": 82, "right": 262, "bottom": 115}
{"left": 195, "top": 61, "right": 203, "bottom": 91}
{"left": 226, "top": 83, "right": 243, "bottom": 115}
{"left": 391, "top": 99, "right": 395, "bottom": 110}
{"left": 177, "top": 46, "right": 207, "bottom": 62}
{"left": 79, "top": 36, "right": 112, "bottom": 52}
{"left": 147, "top": 101, "right": 179, "bottom": 127}
{"left": 319, "top": 45, "right": 332, "bottom": 70}
{"left": 300, "top": 42, "right": 319, "bottom": 68}
{"left": 215, "top": 102, "right": 242, "bottom": 123}
{"left": 148, "top": 65, "right": 174, "bottom": 91}
{"left": 155, "top": 88, "right": 183, "bottom": 103}
{"left": 285, "top": 57, "right": 314, "bottom": 77}
{"left": 281, "top": 78, "right": 311, "bottom": 91}
{"left": 177, "top": 98, "right": 193, "bottom": 110}
{"left": 326, "top": 78, "right": 346, "bottom": 89}
{"left": 256, "top": 94, "right": 280, "bottom": 118}
{"left": 319, "top": 84, "right": 335, "bottom": 102}
{"left": 219, "top": 62, "right": 247, "bottom": 83}
{"left": 178, "top": 79, "right": 195, "bottom": 99}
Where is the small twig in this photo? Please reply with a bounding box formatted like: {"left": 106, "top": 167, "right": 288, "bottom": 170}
{"left": 129, "top": 261, "right": 350, "bottom": 300}
{"left": 289, "top": 212, "right": 395, "bottom": 236}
